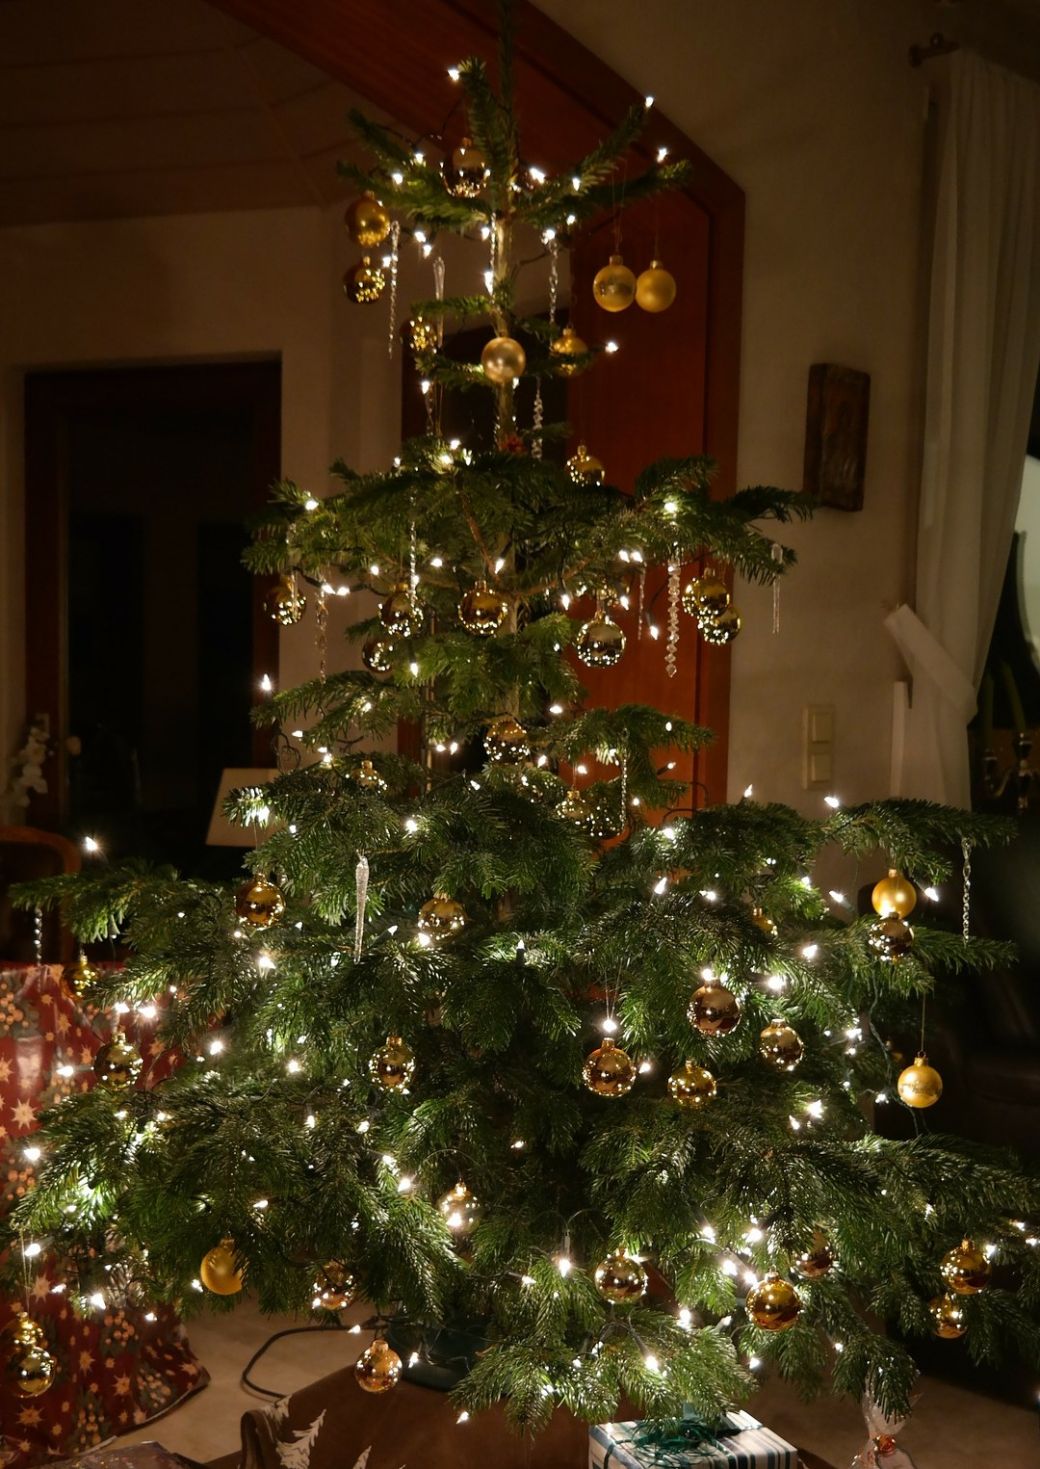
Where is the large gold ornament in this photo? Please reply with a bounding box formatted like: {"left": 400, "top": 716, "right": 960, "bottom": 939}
{"left": 362, "top": 634, "right": 396, "bottom": 673}
{"left": 65, "top": 950, "right": 100, "bottom": 995}
{"left": 93, "top": 1028, "right": 142, "bottom": 1090}
{"left": 794, "top": 1230, "right": 835, "bottom": 1280}
{"left": 343, "top": 255, "right": 386, "bottom": 304}
{"left": 352, "top": 759, "right": 387, "bottom": 793}
{"left": 484, "top": 716, "right": 531, "bottom": 765}
{"left": 437, "top": 1180, "right": 482, "bottom": 1240}
{"left": 4, "top": 1315, "right": 55, "bottom": 1398}
{"left": 550, "top": 324, "right": 589, "bottom": 376}
{"left": 871, "top": 869, "right": 917, "bottom": 918}
{"left": 699, "top": 607, "right": 742, "bottom": 645}
{"left": 635, "top": 259, "right": 677, "bottom": 313}
{"left": 745, "top": 1272, "right": 802, "bottom": 1332}
{"left": 681, "top": 574, "right": 729, "bottom": 619}
{"left": 688, "top": 978, "right": 741, "bottom": 1036}
{"left": 266, "top": 574, "right": 307, "bottom": 626}
{"left": 668, "top": 1059, "right": 716, "bottom": 1108}
{"left": 869, "top": 915, "right": 914, "bottom": 962}
{"left": 566, "top": 443, "right": 606, "bottom": 485}
{"left": 583, "top": 1037, "right": 636, "bottom": 1097}
{"left": 369, "top": 1034, "right": 416, "bottom": 1091}
{"left": 594, "top": 1249, "right": 648, "bottom": 1304}
{"left": 458, "top": 580, "right": 509, "bottom": 636}
{"left": 417, "top": 895, "right": 468, "bottom": 938}
{"left": 313, "top": 1260, "right": 356, "bottom": 1311}
{"left": 345, "top": 191, "right": 390, "bottom": 247}
{"left": 575, "top": 615, "right": 626, "bottom": 669}
{"left": 759, "top": 1019, "right": 804, "bottom": 1072}
{"left": 593, "top": 254, "right": 636, "bottom": 312}
{"left": 896, "top": 1052, "right": 943, "bottom": 1109}
{"left": 380, "top": 583, "right": 424, "bottom": 638}
{"left": 235, "top": 877, "right": 285, "bottom": 929}
{"left": 940, "top": 1239, "right": 991, "bottom": 1295}
{"left": 200, "top": 1239, "right": 245, "bottom": 1296}
{"left": 481, "top": 335, "right": 526, "bottom": 383}
{"left": 446, "top": 138, "right": 489, "bottom": 198}
{"left": 355, "top": 1336, "right": 403, "bottom": 1393}
{"left": 930, "top": 1292, "right": 968, "bottom": 1339}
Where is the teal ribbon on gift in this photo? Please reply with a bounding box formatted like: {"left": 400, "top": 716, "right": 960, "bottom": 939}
{"left": 626, "top": 1415, "right": 728, "bottom": 1465}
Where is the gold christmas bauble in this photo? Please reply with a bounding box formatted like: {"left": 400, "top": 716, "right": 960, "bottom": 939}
{"left": 583, "top": 1036, "right": 636, "bottom": 1097}
{"left": 5, "top": 1316, "right": 55, "bottom": 1398}
{"left": 794, "top": 1230, "right": 834, "bottom": 1280}
{"left": 668, "top": 1059, "right": 717, "bottom": 1108}
{"left": 566, "top": 443, "right": 606, "bottom": 485}
{"left": 345, "top": 191, "right": 390, "bottom": 247}
{"left": 594, "top": 1249, "right": 648, "bottom": 1304}
{"left": 484, "top": 716, "right": 531, "bottom": 765}
{"left": 200, "top": 1239, "right": 245, "bottom": 1296}
{"left": 417, "top": 895, "right": 468, "bottom": 938}
{"left": 266, "top": 574, "right": 306, "bottom": 626}
{"left": 93, "top": 1029, "right": 142, "bottom": 1090}
{"left": 759, "top": 1019, "right": 804, "bottom": 1072}
{"left": 409, "top": 316, "right": 439, "bottom": 354}
{"left": 380, "top": 583, "right": 424, "bottom": 638}
{"left": 593, "top": 253, "right": 636, "bottom": 312}
{"left": 481, "top": 335, "right": 526, "bottom": 384}
{"left": 896, "top": 1052, "right": 943, "bottom": 1109}
{"left": 235, "top": 876, "right": 285, "bottom": 929}
{"left": 352, "top": 759, "right": 387, "bottom": 793}
{"left": 868, "top": 915, "right": 914, "bottom": 963}
{"left": 699, "top": 607, "right": 742, "bottom": 645}
{"left": 871, "top": 869, "right": 917, "bottom": 919}
{"left": 751, "top": 906, "right": 778, "bottom": 938}
{"left": 343, "top": 255, "right": 386, "bottom": 304}
{"left": 362, "top": 634, "right": 396, "bottom": 673}
{"left": 557, "top": 787, "right": 596, "bottom": 831}
{"left": 369, "top": 1034, "right": 416, "bottom": 1091}
{"left": 550, "top": 324, "right": 589, "bottom": 376}
{"left": 458, "top": 580, "right": 509, "bottom": 636}
{"left": 688, "top": 979, "right": 741, "bottom": 1036}
{"left": 65, "top": 950, "right": 100, "bottom": 995}
{"left": 930, "top": 1292, "right": 968, "bottom": 1339}
{"left": 313, "top": 1260, "right": 356, "bottom": 1311}
{"left": 446, "top": 138, "right": 489, "bottom": 198}
{"left": 355, "top": 1336, "right": 402, "bottom": 1393}
{"left": 681, "top": 574, "right": 730, "bottom": 619}
{"left": 437, "top": 1180, "right": 482, "bottom": 1239}
{"left": 575, "top": 615, "right": 626, "bottom": 669}
{"left": 635, "top": 259, "right": 677, "bottom": 313}
{"left": 745, "top": 1272, "right": 802, "bottom": 1332}
{"left": 940, "top": 1238, "right": 991, "bottom": 1295}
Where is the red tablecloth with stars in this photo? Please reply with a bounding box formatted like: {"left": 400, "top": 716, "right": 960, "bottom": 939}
{"left": 0, "top": 963, "right": 208, "bottom": 1465}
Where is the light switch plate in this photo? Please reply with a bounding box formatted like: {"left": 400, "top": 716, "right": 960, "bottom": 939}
{"left": 803, "top": 704, "right": 835, "bottom": 790}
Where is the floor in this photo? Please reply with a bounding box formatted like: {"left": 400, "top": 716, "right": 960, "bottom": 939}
{"left": 122, "top": 1298, "right": 1039, "bottom": 1466}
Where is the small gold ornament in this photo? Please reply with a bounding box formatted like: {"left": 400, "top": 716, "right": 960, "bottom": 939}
{"left": 266, "top": 574, "right": 307, "bottom": 626}
{"left": 4, "top": 1315, "right": 55, "bottom": 1398}
{"left": 313, "top": 1260, "right": 356, "bottom": 1310}
{"left": 345, "top": 191, "right": 390, "bottom": 247}
{"left": 417, "top": 895, "right": 468, "bottom": 939}
{"left": 200, "top": 1238, "right": 245, "bottom": 1296}
{"left": 871, "top": 869, "right": 917, "bottom": 918}
{"left": 930, "top": 1292, "right": 968, "bottom": 1339}
{"left": 583, "top": 1036, "right": 636, "bottom": 1097}
{"left": 668, "top": 1059, "right": 717, "bottom": 1108}
{"left": 699, "top": 607, "right": 742, "bottom": 645}
{"left": 940, "top": 1238, "right": 991, "bottom": 1295}
{"left": 355, "top": 1336, "right": 403, "bottom": 1393}
{"left": 583, "top": 792, "right": 624, "bottom": 841}
{"left": 93, "top": 1028, "right": 142, "bottom": 1090}
{"left": 869, "top": 915, "right": 914, "bottom": 962}
{"left": 409, "top": 316, "right": 438, "bottom": 354}
{"left": 481, "top": 335, "right": 526, "bottom": 384}
{"left": 484, "top": 716, "right": 531, "bottom": 765}
{"left": 458, "top": 580, "right": 509, "bottom": 636}
{"left": 65, "top": 950, "right": 100, "bottom": 995}
{"left": 896, "top": 1052, "right": 943, "bottom": 1109}
{"left": 362, "top": 634, "right": 396, "bottom": 673}
{"left": 751, "top": 906, "right": 778, "bottom": 938}
{"left": 759, "top": 1018, "right": 804, "bottom": 1072}
{"left": 594, "top": 1249, "right": 648, "bottom": 1304}
{"left": 437, "top": 1180, "right": 482, "bottom": 1239}
{"left": 368, "top": 1034, "right": 416, "bottom": 1091}
{"left": 593, "top": 253, "right": 636, "bottom": 312}
{"left": 688, "top": 978, "right": 741, "bottom": 1036}
{"left": 446, "top": 137, "right": 489, "bottom": 198}
{"left": 566, "top": 443, "right": 606, "bottom": 485}
{"left": 794, "top": 1230, "right": 834, "bottom": 1280}
{"left": 681, "top": 574, "right": 730, "bottom": 619}
{"left": 557, "top": 788, "right": 594, "bottom": 830}
{"left": 235, "top": 877, "right": 285, "bottom": 929}
{"left": 380, "top": 583, "right": 424, "bottom": 638}
{"left": 343, "top": 255, "right": 386, "bottom": 304}
{"left": 575, "top": 615, "right": 626, "bottom": 669}
{"left": 352, "top": 759, "right": 387, "bottom": 793}
{"left": 745, "top": 1272, "right": 802, "bottom": 1332}
{"left": 550, "top": 324, "right": 589, "bottom": 376}
{"left": 635, "top": 259, "right": 677, "bottom": 313}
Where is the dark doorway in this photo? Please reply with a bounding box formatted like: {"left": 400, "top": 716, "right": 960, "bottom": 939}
{"left": 25, "top": 361, "right": 281, "bottom": 873}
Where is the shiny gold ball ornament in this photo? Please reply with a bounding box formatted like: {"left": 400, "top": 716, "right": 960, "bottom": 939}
{"left": 343, "top": 255, "right": 386, "bottom": 304}
{"left": 484, "top": 716, "right": 531, "bottom": 765}
{"left": 4, "top": 1315, "right": 55, "bottom": 1398}
{"left": 437, "top": 1180, "right": 482, "bottom": 1240}
{"left": 408, "top": 315, "right": 438, "bottom": 354}
{"left": 896, "top": 1052, "right": 943, "bottom": 1109}
{"left": 699, "top": 607, "right": 742, "bottom": 645}
{"left": 361, "top": 634, "right": 395, "bottom": 673}
{"left": 355, "top": 1336, "right": 403, "bottom": 1394}
{"left": 65, "top": 950, "right": 100, "bottom": 995}
{"left": 352, "top": 759, "right": 387, "bottom": 793}
{"left": 368, "top": 1034, "right": 416, "bottom": 1091}
{"left": 458, "top": 580, "right": 509, "bottom": 636}
{"left": 235, "top": 876, "right": 285, "bottom": 929}
{"left": 200, "top": 1239, "right": 245, "bottom": 1296}
{"left": 930, "top": 1292, "right": 968, "bottom": 1340}
{"left": 594, "top": 1249, "right": 648, "bottom": 1304}
{"left": 635, "top": 258, "right": 677, "bottom": 313}
{"left": 92, "top": 1028, "right": 142, "bottom": 1090}
{"left": 446, "top": 137, "right": 490, "bottom": 198}
{"left": 481, "top": 335, "right": 526, "bottom": 384}
{"left": 688, "top": 977, "right": 742, "bottom": 1036}
{"left": 759, "top": 1018, "right": 804, "bottom": 1072}
{"left": 566, "top": 443, "right": 606, "bottom": 485}
{"left": 266, "top": 574, "right": 307, "bottom": 626}
{"left": 940, "top": 1238, "right": 991, "bottom": 1296}
{"left": 583, "top": 1036, "right": 636, "bottom": 1097}
{"left": 417, "top": 895, "right": 468, "bottom": 939}
{"left": 681, "top": 574, "right": 730, "bottom": 620}
{"left": 751, "top": 906, "right": 778, "bottom": 938}
{"left": 794, "top": 1230, "right": 835, "bottom": 1280}
{"left": 745, "top": 1272, "right": 802, "bottom": 1332}
{"left": 549, "top": 324, "right": 589, "bottom": 376}
{"left": 556, "top": 787, "right": 595, "bottom": 831}
{"left": 593, "top": 253, "right": 636, "bottom": 312}
{"left": 345, "top": 191, "right": 390, "bottom": 248}
{"left": 380, "top": 582, "right": 424, "bottom": 638}
{"left": 871, "top": 869, "right": 917, "bottom": 919}
{"left": 575, "top": 615, "right": 626, "bottom": 669}
{"left": 869, "top": 915, "right": 914, "bottom": 963}
{"left": 668, "top": 1059, "right": 717, "bottom": 1108}
{"left": 313, "top": 1260, "right": 356, "bottom": 1311}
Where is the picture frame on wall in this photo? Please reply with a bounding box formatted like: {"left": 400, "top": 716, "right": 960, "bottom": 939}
{"left": 803, "top": 363, "right": 870, "bottom": 511}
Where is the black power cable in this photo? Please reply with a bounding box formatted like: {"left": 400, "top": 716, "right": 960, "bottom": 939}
{"left": 239, "top": 1321, "right": 347, "bottom": 1400}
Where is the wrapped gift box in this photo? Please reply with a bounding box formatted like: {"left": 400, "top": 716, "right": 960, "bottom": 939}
{"left": 590, "top": 1410, "right": 798, "bottom": 1468}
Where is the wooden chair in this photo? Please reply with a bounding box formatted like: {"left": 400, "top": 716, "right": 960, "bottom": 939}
{"left": 0, "top": 825, "right": 80, "bottom": 964}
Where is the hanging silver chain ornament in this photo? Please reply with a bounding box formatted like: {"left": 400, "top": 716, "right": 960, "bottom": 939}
{"left": 619, "top": 752, "right": 629, "bottom": 827}
{"left": 386, "top": 220, "right": 401, "bottom": 358}
{"left": 771, "top": 541, "right": 785, "bottom": 635}
{"left": 315, "top": 582, "right": 328, "bottom": 684}
{"left": 354, "top": 854, "right": 370, "bottom": 961}
{"left": 961, "top": 836, "right": 973, "bottom": 942}
{"left": 665, "top": 557, "right": 681, "bottom": 678}
{"left": 33, "top": 907, "right": 43, "bottom": 966}
{"left": 637, "top": 564, "right": 646, "bottom": 640}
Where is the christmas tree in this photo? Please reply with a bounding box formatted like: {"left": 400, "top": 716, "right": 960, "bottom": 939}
{"left": 12, "top": 11, "right": 1040, "bottom": 1435}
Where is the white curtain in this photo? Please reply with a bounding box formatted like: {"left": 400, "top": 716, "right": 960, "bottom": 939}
{"left": 886, "top": 51, "right": 1040, "bottom": 804}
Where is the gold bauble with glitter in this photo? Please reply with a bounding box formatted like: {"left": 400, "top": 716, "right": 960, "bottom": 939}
{"left": 409, "top": 316, "right": 439, "bottom": 354}
{"left": 940, "top": 1238, "right": 991, "bottom": 1296}
{"left": 566, "top": 443, "right": 606, "bottom": 485}
{"left": 583, "top": 1036, "right": 636, "bottom": 1097}
{"left": 343, "top": 255, "right": 386, "bottom": 304}
{"left": 635, "top": 259, "right": 677, "bottom": 313}
{"left": 345, "top": 191, "right": 390, "bottom": 247}
{"left": 759, "top": 1018, "right": 804, "bottom": 1072}
{"left": 575, "top": 615, "right": 626, "bottom": 669}
{"left": 235, "top": 876, "right": 285, "bottom": 929}
{"left": 869, "top": 915, "right": 914, "bottom": 963}
{"left": 437, "top": 1180, "right": 482, "bottom": 1240}
{"left": 458, "top": 580, "right": 509, "bottom": 636}
{"left": 896, "top": 1052, "right": 943, "bottom": 1109}
{"left": 481, "top": 335, "right": 526, "bottom": 384}
{"left": 593, "top": 253, "right": 636, "bottom": 312}
{"left": 681, "top": 574, "right": 729, "bottom": 619}
{"left": 355, "top": 1336, "right": 402, "bottom": 1393}
{"left": 200, "top": 1239, "right": 245, "bottom": 1296}
{"left": 362, "top": 634, "right": 396, "bottom": 673}
{"left": 668, "top": 1059, "right": 717, "bottom": 1108}
{"left": 484, "top": 716, "right": 531, "bottom": 765}
{"left": 266, "top": 574, "right": 307, "bottom": 626}
{"left": 688, "top": 978, "right": 741, "bottom": 1036}
{"left": 4, "top": 1315, "right": 55, "bottom": 1398}
{"left": 594, "top": 1249, "right": 648, "bottom": 1304}
{"left": 745, "top": 1272, "right": 802, "bottom": 1332}
{"left": 380, "top": 583, "right": 424, "bottom": 638}
{"left": 700, "top": 607, "right": 742, "bottom": 645}
{"left": 930, "top": 1293, "right": 968, "bottom": 1339}
{"left": 871, "top": 869, "right": 917, "bottom": 919}
{"left": 556, "top": 787, "right": 596, "bottom": 831}
{"left": 93, "top": 1029, "right": 142, "bottom": 1090}
{"left": 352, "top": 759, "right": 387, "bottom": 793}
{"left": 794, "top": 1230, "right": 835, "bottom": 1280}
{"left": 417, "top": 895, "right": 468, "bottom": 939}
{"left": 446, "top": 138, "right": 489, "bottom": 198}
{"left": 550, "top": 324, "right": 589, "bottom": 376}
{"left": 313, "top": 1260, "right": 356, "bottom": 1311}
{"left": 368, "top": 1034, "right": 416, "bottom": 1091}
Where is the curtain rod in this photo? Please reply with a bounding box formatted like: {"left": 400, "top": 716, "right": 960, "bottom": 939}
{"left": 909, "top": 32, "right": 961, "bottom": 67}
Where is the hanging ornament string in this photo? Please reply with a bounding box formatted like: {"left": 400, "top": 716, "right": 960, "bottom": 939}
{"left": 532, "top": 234, "right": 560, "bottom": 462}
{"left": 431, "top": 252, "right": 446, "bottom": 437}
{"left": 771, "top": 542, "right": 785, "bottom": 635}
{"left": 619, "top": 752, "right": 629, "bottom": 828}
{"left": 33, "top": 907, "right": 43, "bottom": 968}
{"left": 386, "top": 220, "right": 401, "bottom": 358}
{"left": 408, "top": 506, "right": 418, "bottom": 594}
{"left": 637, "top": 564, "right": 646, "bottom": 640}
{"left": 354, "top": 854, "right": 370, "bottom": 962}
{"left": 665, "top": 554, "right": 681, "bottom": 679}
{"left": 961, "top": 837, "right": 973, "bottom": 942}
{"left": 315, "top": 582, "right": 328, "bottom": 684}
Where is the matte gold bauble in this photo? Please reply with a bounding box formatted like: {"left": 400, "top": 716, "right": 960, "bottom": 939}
{"left": 940, "top": 1238, "right": 991, "bottom": 1296}
{"left": 594, "top": 1249, "right": 648, "bottom": 1304}
{"left": 345, "top": 191, "right": 390, "bottom": 248}
{"left": 352, "top": 759, "right": 387, "bottom": 793}
{"left": 313, "top": 1260, "right": 356, "bottom": 1310}
{"left": 93, "top": 1029, "right": 142, "bottom": 1090}
{"left": 200, "top": 1238, "right": 245, "bottom": 1296}
{"left": 409, "top": 316, "right": 438, "bottom": 354}
{"left": 4, "top": 1316, "right": 55, "bottom": 1398}
{"left": 481, "top": 335, "right": 526, "bottom": 384}
{"left": 362, "top": 634, "right": 396, "bottom": 673}
{"left": 65, "top": 950, "right": 100, "bottom": 995}
{"left": 745, "top": 1272, "right": 802, "bottom": 1332}
{"left": 417, "top": 895, "right": 468, "bottom": 938}
{"left": 583, "top": 1036, "right": 636, "bottom": 1097}
{"left": 235, "top": 877, "right": 285, "bottom": 929}
{"left": 458, "top": 580, "right": 509, "bottom": 636}
{"left": 593, "top": 253, "right": 636, "bottom": 312}
{"left": 871, "top": 869, "right": 917, "bottom": 919}
{"left": 930, "top": 1292, "right": 968, "bottom": 1339}
{"left": 751, "top": 906, "right": 778, "bottom": 938}
{"left": 635, "top": 259, "right": 677, "bottom": 313}
{"left": 266, "top": 574, "right": 307, "bottom": 626}
{"left": 446, "top": 137, "right": 489, "bottom": 198}
{"left": 575, "top": 615, "right": 626, "bottom": 669}
{"left": 380, "top": 583, "right": 424, "bottom": 637}
{"left": 868, "top": 915, "right": 914, "bottom": 963}
{"left": 896, "top": 1052, "right": 943, "bottom": 1109}
{"left": 681, "top": 574, "right": 730, "bottom": 619}
{"left": 699, "top": 607, "right": 742, "bottom": 645}
{"left": 668, "top": 1059, "right": 717, "bottom": 1108}
{"left": 355, "top": 1336, "right": 403, "bottom": 1393}
{"left": 437, "top": 1180, "right": 482, "bottom": 1239}
{"left": 566, "top": 443, "right": 606, "bottom": 485}
{"left": 484, "top": 716, "right": 531, "bottom": 765}
{"left": 688, "top": 979, "right": 741, "bottom": 1036}
{"left": 550, "top": 324, "right": 589, "bottom": 376}
{"left": 343, "top": 255, "right": 386, "bottom": 304}
{"left": 759, "top": 1018, "right": 804, "bottom": 1072}
{"left": 368, "top": 1034, "right": 416, "bottom": 1091}
{"left": 794, "top": 1230, "right": 834, "bottom": 1280}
